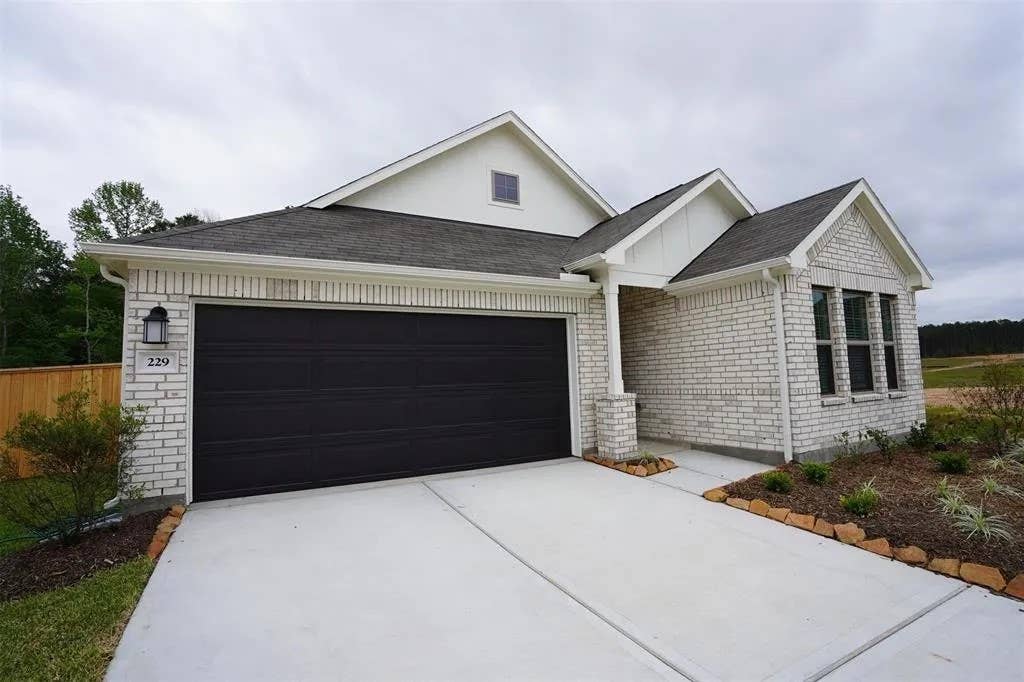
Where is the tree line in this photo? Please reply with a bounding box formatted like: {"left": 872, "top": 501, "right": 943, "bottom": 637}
{"left": 0, "top": 182, "right": 208, "bottom": 368}
{"left": 918, "top": 320, "right": 1024, "bottom": 358}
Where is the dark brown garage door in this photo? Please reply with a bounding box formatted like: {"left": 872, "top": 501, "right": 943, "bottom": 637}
{"left": 192, "top": 305, "right": 571, "bottom": 500}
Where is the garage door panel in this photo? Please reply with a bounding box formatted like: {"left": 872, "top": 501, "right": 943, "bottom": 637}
{"left": 318, "top": 358, "right": 417, "bottom": 389}
{"left": 196, "top": 306, "right": 315, "bottom": 343}
{"left": 311, "top": 397, "right": 411, "bottom": 433}
{"left": 198, "top": 358, "right": 312, "bottom": 392}
{"left": 196, "top": 446, "right": 315, "bottom": 497}
{"left": 418, "top": 356, "right": 565, "bottom": 385}
{"left": 315, "top": 309, "right": 417, "bottom": 344}
{"left": 313, "top": 439, "right": 416, "bottom": 482}
{"left": 195, "top": 402, "right": 312, "bottom": 442}
{"left": 493, "top": 421, "right": 567, "bottom": 457}
{"left": 193, "top": 305, "right": 571, "bottom": 500}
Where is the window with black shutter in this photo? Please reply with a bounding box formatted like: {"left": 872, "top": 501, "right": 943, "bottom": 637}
{"left": 880, "top": 296, "right": 899, "bottom": 389}
{"left": 843, "top": 292, "right": 873, "bottom": 392}
{"left": 812, "top": 288, "right": 835, "bottom": 394}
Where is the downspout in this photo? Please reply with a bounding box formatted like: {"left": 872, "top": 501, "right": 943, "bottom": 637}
{"left": 99, "top": 264, "right": 129, "bottom": 510}
{"left": 761, "top": 269, "right": 793, "bottom": 462}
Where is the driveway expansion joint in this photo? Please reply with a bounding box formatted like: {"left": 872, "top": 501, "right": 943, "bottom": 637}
{"left": 803, "top": 582, "right": 970, "bottom": 681}
{"left": 421, "top": 480, "right": 713, "bottom": 682}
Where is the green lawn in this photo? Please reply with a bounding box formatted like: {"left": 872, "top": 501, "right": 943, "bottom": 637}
{"left": 0, "top": 557, "right": 153, "bottom": 681}
{"left": 0, "top": 513, "right": 35, "bottom": 557}
{"left": 0, "top": 476, "right": 116, "bottom": 557}
{"left": 920, "top": 356, "right": 989, "bottom": 370}
{"left": 922, "top": 358, "right": 1024, "bottom": 389}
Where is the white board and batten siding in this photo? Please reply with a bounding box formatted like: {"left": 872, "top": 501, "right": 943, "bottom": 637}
{"left": 339, "top": 125, "right": 608, "bottom": 237}
{"left": 620, "top": 188, "right": 742, "bottom": 279}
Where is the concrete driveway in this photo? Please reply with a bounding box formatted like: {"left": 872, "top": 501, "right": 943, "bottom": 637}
{"left": 108, "top": 457, "right": 1023, "bottom": 681}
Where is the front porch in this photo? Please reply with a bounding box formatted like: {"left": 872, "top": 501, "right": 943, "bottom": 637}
{"left": 636, "top": 438, "right": 774, "bottom": 494}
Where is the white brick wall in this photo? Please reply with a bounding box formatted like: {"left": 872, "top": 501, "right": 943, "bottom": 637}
{"left": 121, "top": 268, "right": 609, "bottom": 498}
{"left": 620, "top": 203, "right": 925, "bottom": 460}
{"left": 786, "top": 205, "right": 925, "bottom": 455}
{"left": 620, "top": 281, "right": 784, "bottom": 454}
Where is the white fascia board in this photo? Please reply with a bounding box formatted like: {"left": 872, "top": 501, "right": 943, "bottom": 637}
{"left": 663, "top": 257, "right": 791, "bottom": 296}
{"left": 603, "top": 169, "right": 756, "bottom": 263}
{"left": 789, "top": 180, "right": 933, "bottom": 290}
{"left": 562, "top": 252, "right": 607, "bottom": 273}
{"left": 304, "top": 112, "right": 617, "bottom": 218}
{"left": 81, "top": 243, "right": 601, "bottom": 297}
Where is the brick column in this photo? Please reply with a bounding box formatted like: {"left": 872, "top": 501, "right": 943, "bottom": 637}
{"left": 867, "top": 293, "right": 888, "bottom": 394}
{"left": 828, "top": 288, "right": 850, "bottom": 396}
{"left": 595, "top": 394, "right": 638, "bottom": 461}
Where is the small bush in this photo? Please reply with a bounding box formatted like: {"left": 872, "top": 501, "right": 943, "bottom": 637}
{"left": 840, "top": 478, "right": 880, "bottom": 516}
{"left": 905, "top": 421, "right": 934, "bottom": 449}
{"left": 832, "top": 431, "right": 866, "bottom": 459}
{"left": 864, "top": 428, "right": 896, "bottom": 462}
{"left": 799, "top": 462, "right": 830, "bottom": 484}
{"left": 762, "top": 470, "right": 793, "bottom": 493}
{"left": 933, "top": 451, "right": 970, "bottom": 474}
{"left": 954, "top": 363, "right": 1024, "bottom": 447}
{"left": 0, "top": 388, "right": 146, "bottom": 545}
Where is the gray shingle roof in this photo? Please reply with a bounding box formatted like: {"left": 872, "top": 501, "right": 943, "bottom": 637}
{"left": 112, "top": 205, "right": 577, "bottom": 279}
{"left": 670, "top": 180, "right": 859, "bottom": 283}
{"left": 107, "top": 176, "right": 863, "bottom": 286}
{"left": 560, "top": 171, "right": 715, "bottom": 265}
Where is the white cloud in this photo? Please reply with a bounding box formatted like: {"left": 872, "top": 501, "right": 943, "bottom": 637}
{"left": 1, "top": 2, "right": 1020, "bottom": 323}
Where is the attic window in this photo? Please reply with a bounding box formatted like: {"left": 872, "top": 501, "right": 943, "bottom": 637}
{"left": 492, "top": 171, "right": 519, "bottom": 204}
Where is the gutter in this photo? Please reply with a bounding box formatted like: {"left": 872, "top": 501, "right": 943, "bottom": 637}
{"left": 98, "top": 265, "right": 129, "bottom": 510}
{"left": 664, "top": 257, "right": 791, "bottom": 295}
{"left": 761, "top": 268, "right": 794, "bottom": 462}
{"left": 82, "top": 243, "right": 601, "bottom": 297}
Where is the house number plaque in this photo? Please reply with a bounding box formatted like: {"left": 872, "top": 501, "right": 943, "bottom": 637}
{"left": 135, "top": 350, "right": 179, "bottom": 374}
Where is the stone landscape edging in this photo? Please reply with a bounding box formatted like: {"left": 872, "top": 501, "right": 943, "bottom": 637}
{"left": 702, "top": 487, "right": 1024, "bottom": 601}
{"left": 146, "top": 504, "right": 185, "bottom": 560}
{"left": 583, "top": 453, "right": 677, "bottom": 477}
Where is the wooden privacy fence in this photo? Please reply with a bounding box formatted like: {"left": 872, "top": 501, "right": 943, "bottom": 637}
{"left": 0, "top": 363, "right": 122, "bottom": 478}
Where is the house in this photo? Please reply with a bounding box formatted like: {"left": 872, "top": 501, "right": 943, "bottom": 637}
{"left": 83, "top": 112, "right": 932, "bottom": 503}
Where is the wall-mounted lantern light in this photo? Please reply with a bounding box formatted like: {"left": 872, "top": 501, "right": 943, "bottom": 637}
{"left": 142, "top": 306, "right": 169, "bottom": 344}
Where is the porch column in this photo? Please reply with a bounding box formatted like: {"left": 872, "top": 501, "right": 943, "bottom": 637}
{"left": 604, "top": 282, "right": 625, "bottom": 394}
{"left": 594, "top": 280, "right": 638, "bottom": 461}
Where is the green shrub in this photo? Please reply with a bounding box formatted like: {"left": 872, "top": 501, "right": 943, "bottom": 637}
{"left": 905, "top": 421, "right": 934, "bottom": 449}
{"left": 933, "top": 451, "right": 970, "bottom": 474}
{"left": 840, "top": 478, "right": 880, "bottom": 516}
{"left": 864, "top": 428, "right": 896, "bottom": 462}
{"left": 762, "top": 470, "right": 793, "bottom": 493}
{"left": 954, "top": 363, "right": 1024, "bottom": 447}
{"left": 832, "top": 431, "right": 866, "bottom": 458}
{"left": 0, "top": 389, "right": 147, "bottom": 545}
{"left": 799, "top": 462, "right": 830, "bottom": 484}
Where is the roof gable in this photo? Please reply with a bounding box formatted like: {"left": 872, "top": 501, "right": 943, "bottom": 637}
{"left": 305, "top": 112, "right": 616, "bottom": 224}
{"left": 563, "top": 169, "right": 755, "bottom": 268}
{"left": 670, "top": 180, "right": 859, "bottom": 283}
{"left": 669, "top": 178, "right": 932, "bottom": 290}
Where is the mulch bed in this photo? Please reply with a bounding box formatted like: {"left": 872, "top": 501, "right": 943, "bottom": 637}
{"left": 725, "top": 447, "right": 1024, "bottom": 578}
{"left": 0, "top": 510, "right": 163, "bottom": 603}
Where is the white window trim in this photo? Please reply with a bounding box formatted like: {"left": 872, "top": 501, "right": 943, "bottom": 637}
{"left": 880, "top": 295, "right": 901, "bottom": 390}
{"left": 843, "top": 291, "right": 875, "bottom": 393}
{"left": 490, "top": 169, "right": 521, "bottom": 207}
{"left": 812, "top": 287, "right": 838, "bottom": 396}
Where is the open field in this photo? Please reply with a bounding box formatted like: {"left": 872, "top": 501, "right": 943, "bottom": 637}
{"left": 922, "top": 353, "right": 1024, "bottom": 391}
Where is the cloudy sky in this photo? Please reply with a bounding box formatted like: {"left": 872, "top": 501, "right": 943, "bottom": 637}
{"left": 3, "top": 2, "right": 1021, "bottom": 324}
